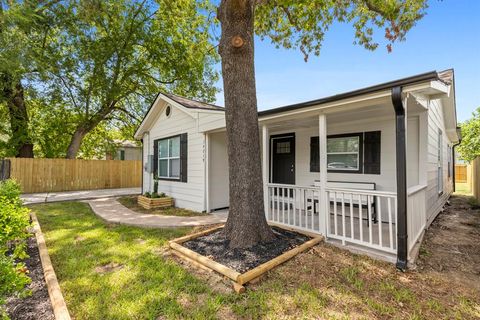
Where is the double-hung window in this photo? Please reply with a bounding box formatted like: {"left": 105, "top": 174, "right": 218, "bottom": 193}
{"left": 327, "top": 134, "right": 362, "bottom": 173}
{"left": 158, "top": 136, "right": 181, "bottom": 179}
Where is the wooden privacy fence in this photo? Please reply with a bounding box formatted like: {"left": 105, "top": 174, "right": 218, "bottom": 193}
{"left": 455, "top": 164, "right": 469, "bottom": 183}
{"left": 8, "top": 158, "right": 142, "bottom": 193}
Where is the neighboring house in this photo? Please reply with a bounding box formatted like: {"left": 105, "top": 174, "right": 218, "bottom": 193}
{"left": 134, "top": 70, "right": 459, "bottom": 268}
{"left": 106, "top": 140, "right": 142, "bottom": 161}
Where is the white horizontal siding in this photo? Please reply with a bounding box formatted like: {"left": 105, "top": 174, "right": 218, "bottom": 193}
{"left": 144, "top": 102, "right": 206, "bottom": 212}
{"left": 425, "top": 99, "right": 454, "bottom": 225}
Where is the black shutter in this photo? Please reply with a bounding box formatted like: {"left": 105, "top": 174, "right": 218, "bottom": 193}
{"left": 310, "top": 136, "right": 319, "bottom": 172}
{"left": 180, "top": 133, "right": 188, "bottom": 182}
{"left": 364, "top": 131, "right": 381, "bottom": 174}
{"left": 153, "top": 139, "right": 158, "bottom": 178}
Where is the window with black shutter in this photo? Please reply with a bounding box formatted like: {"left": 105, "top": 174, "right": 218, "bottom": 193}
{"left": 364, "top": 131, "right": 381, "bottom": 175}
{"left": 153, "top": 133, "right": 188, "bottom": 182}
{"left": 309, "top": 131, "right": 381, "bottom": 174}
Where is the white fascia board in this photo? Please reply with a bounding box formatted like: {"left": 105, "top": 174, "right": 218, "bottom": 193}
{"left": 134, "top": 94, "right": 164, "bottom": 140}
{"left": 403, "top": 80, "right": 449, "bottom": 96}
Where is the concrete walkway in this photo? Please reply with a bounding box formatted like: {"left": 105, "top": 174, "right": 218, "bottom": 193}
{"left": 88, "top": 197, "right": 228, "bottom": 228}
{"left": 22, "top": 187, "right": 141, "bottom": 205}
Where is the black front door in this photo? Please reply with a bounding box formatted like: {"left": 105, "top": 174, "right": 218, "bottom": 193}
{"left": 271, "top": 133, "right": 295, "bottom": 184}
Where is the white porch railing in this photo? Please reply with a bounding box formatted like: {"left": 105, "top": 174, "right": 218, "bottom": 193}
{"left": 325, "top": 187, "right": 397, "bottom": 254}
{"left": 407, "top": 185, "right": 427, "bottom": 257}
{"left": 266, "top": 183, "right": 321, "bottom": 234}
{"left": 266, "top": 183, "right": 397, "bottom": 255}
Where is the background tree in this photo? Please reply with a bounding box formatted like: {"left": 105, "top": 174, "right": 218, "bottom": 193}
{"left": 0, "top": 0, "right": 61, "bottom": 157}
{"left": 457, "top": 107, "right": 480, "bottom": 162}
{"left": 217, "top": 0, "right": 428, "bottom": 248}
{"left": 39, "top": 0, "right": 218, "bottom": 159}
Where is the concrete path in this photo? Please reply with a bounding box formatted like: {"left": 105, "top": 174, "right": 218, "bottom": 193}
{"left": 88, "top": 197, "right": 228, "bottom": 228}
{"left": 22, "top": 188, "right": 141, "bottom": 205}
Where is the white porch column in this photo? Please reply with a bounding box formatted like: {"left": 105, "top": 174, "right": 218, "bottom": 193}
{"left": 262, "top": 124, "right": 269, "bottom": 217}
{"left": 318, "top": 113, "right": 328, "bottom": 235}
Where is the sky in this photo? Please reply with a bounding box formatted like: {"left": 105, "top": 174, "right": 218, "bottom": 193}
{"left": 213, "top": 0, "right": 480, "bottom": 122}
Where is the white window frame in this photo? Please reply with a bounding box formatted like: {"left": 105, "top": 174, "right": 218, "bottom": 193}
{"left": 327, "top": 135, "right": 361, "bottom": 171}
{"left": 158, "top": 136, "right": 180, "bottom": 180}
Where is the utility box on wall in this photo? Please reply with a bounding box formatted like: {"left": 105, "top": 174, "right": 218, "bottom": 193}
{"left": 145, "top": 155, "right": 154, "bottom": 173}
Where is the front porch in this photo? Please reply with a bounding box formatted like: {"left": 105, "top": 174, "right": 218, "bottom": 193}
{"left": 257, "top": 94, "right": 426, "bottom": 261}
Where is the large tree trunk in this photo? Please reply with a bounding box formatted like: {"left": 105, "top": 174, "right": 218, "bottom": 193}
{"left": 65, "top": 125, "right": 89, "bottom": 159}
{"left": 218, "top": 0, "right": 275, "bottom": 248}
{"left": 2, "top": 76, "right": 34, "bottom": 158}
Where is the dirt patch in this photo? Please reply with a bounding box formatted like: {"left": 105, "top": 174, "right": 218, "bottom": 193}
{"left": 6, "top": 237, "right": 54, "bottom": 320}
{"left": 416, "top": 195, "right": 480, "bottom": 292}
{"left": 95, "top": 262, "right": 124, "bottom": 274}
{"left": 183, "top": 227, "right": 310, "bottom": 273}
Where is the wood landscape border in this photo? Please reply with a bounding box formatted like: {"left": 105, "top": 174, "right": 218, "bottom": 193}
{"left": 30, "top": 212, "right": 71, "bottom": 320}
{"left": 169, "top": 224, "right": 323, "bottom": 293}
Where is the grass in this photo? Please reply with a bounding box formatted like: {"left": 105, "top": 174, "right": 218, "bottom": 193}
{"left": 454, "top": 182, "right": 472, "bottom": 195}
{"left": 31, "top": 202, "right": 480, "bottom": 319}
{"left": 118, "top": 196, "right": 209, "bottom": 217}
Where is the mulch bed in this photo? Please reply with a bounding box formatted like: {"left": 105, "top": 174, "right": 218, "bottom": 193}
{"left": 6, "top": 237, "right": 54, "bottom": 320}
{"left": 183, "top": 227, "right": 310, "bottom": 273}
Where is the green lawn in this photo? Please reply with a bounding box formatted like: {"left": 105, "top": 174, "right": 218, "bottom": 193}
{"left": 31, "top": 202, "right": 480, "bottom": 320}
{"left": 455, "top": 182, "right": 472, "bottom": 195}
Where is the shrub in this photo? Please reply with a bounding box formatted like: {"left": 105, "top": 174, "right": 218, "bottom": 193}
{"left": 144, "top": 192, "right": 151, "bottom": 198}
{"left": 151, "top": 192, "right": 159, "bottom": 198}
{"left": 0, "top": 179, "right": 22, "bottom": 206}
{"left": 0, "top": 179, "right": 31, "bottom": 317}
{"left": 153, "top": 179, "right": 159, "bottom": 194}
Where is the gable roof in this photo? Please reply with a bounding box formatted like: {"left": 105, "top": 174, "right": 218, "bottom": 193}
{"left": 163, "top": 93, "right": 224, "bottom": 111}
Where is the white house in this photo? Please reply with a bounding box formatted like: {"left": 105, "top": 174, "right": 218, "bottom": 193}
{"left": 134, "top": 70, "right": 460, "bottom": 268}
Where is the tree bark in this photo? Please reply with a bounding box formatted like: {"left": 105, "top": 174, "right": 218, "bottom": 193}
{"left": 218, "top": 0, "right": 275, "bottom": 248}
{"left": 1, "top": 76, "right": 34, "bottom": 158}
{"left": 65, "top": 105, "right": 113, "bottom": 159}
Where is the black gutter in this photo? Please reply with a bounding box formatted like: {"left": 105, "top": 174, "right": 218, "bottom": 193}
{"left": 259, "top": 71, "right": 439, "bottom": 117}
{"left": 391, "top": 86, "right": 408, "bottom": 271}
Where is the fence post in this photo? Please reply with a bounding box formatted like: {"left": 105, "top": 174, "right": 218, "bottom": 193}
{"left": 0, "top": 159, "right": 11, "bottom": 181}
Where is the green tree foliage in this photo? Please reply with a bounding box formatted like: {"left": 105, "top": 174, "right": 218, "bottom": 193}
{"left": 254, "top": 0, "right": 427, "bottom": 60}
{"left": 0, "top": 180, "right": 31, "bottom": 318}
{"left": 39, "top": 0, "right": 218, "bottom": 158}
{"left": 457, "top": 108, "right": 480, "bottom": 162}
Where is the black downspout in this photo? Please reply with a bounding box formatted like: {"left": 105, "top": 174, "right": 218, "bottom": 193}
{"left": 140, "top": 138, "right": 144, "bottom": 195}
{"left": 452, "top": 139, "right": 462, "bottom": 192}
{"left": 391, "top": 86, "right": 408, "bottom": 271}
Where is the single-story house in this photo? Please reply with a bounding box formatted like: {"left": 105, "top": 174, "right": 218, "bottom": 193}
{"left": 134, "top": 69, "right": 459, "bottom": 268}
{"left": 106, "top": 140, "right": 142, "bottom": 161}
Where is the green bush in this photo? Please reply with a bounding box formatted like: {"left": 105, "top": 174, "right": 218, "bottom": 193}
{"left": 0, "top": 180, "right": 22, "bottom": 206}
{"left": 0, "top": 180, "right": 31, "bottom": 317}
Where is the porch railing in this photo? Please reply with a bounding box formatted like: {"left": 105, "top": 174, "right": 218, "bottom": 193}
{"left": 325, "top": 187, "right": 397, "bottom": 254}
{"left": 407, "top": 185, "right": 427, "bottom": 257}
{"left": 266, "top": 183, "right": 321, "bottom": 234}
{"left": 266, "top": 183, "right": 397, "bottom": 255}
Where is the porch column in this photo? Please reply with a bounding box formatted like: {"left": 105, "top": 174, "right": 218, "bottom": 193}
{"left": 262, "top": 124, "right": 269, "bottom": 217}
{"left": 318, "top": 113, "right": 327, "bottom": 235}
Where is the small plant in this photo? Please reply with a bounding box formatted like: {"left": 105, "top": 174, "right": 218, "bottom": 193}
{"left": 144, "top": 192, "right": 151, "bottom": 198}
{"left": 151, "top": 192, "right": 159, "bottom": 198}
{"left": 159, "top": 192, "right": 166, "bottom": 198}
{"left": 153, "top": 179, "right": 159, "bottom": 194}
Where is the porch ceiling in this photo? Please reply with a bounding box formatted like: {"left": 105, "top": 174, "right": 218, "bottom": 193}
{"left": 266, "top": 103, "right": 394, "bottom": 131}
